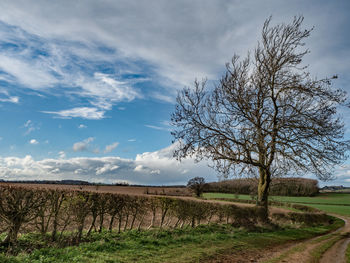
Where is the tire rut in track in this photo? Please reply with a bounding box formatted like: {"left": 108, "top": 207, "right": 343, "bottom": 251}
{"left": 319, "top": 216, "right": 350, "bottom": 263}
{"left": 259, "top": 215, "right": 349, "bottom": 263}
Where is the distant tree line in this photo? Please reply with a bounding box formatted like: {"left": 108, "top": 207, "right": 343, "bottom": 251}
{"left": 205, "top": 178, "right": 319, "bottom": 197}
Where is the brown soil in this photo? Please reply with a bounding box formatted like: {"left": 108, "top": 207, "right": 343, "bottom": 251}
{"left": 0, "top": 183, "right": 179, "bottom": 196}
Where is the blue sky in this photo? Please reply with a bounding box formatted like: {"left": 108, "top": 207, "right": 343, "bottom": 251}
{"left": 0, "top": 0, "right": 349, "bottom": 186}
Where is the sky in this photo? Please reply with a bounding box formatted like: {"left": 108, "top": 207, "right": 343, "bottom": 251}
{"left": 0, "top": 0, "right": 349, "bottom": 186}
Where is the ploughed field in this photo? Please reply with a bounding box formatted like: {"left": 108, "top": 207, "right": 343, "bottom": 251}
{"left": 0, "top": 182, "right": 191, "bottom": 196}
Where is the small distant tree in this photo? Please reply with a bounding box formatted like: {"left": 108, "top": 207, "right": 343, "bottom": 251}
{"left": 172, "top": 16, "right": 350, "bottom": 221}
{"left": 187, "top": 177, "right": 206, "bottom": 197}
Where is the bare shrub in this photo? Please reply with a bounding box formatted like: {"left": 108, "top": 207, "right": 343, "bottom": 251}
{"left": 0, "top": 186, "right": 45, "bottom": 246}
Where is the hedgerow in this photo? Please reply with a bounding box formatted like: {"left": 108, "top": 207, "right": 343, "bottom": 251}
{"left": 0, "top": 185, "right": 329, "bottom": 254}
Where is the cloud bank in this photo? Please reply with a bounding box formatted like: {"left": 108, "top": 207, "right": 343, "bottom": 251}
{"left": 0, "top": 143, "right": 218, "bottom": 185}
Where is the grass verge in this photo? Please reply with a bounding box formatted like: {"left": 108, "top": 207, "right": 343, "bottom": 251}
{"left": 0, "top": 218, "right": 343, "bottom": 263}
{"left": 346, "top": 241, "right": 350, "bottom": 263}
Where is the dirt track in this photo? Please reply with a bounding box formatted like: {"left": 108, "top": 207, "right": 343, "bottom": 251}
{"left": 319, "top": 216, "right": 350, "bottom": 263}
{"left": 257, "top": 215, "right": 350, "bottom": 263}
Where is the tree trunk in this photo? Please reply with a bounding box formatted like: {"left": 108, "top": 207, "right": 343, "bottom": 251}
{"left": 257, "top": 167, "right": 271, "bottom": 222}
{"left": 87, "top": 214, "right": 97, "bottom": 235}
{"left": 118, "top": 215, "right": 122, "bottom": 233}
{"left": 148, "top": 210, "right": 156, "bottom": 229}
{"left": 137, "top": 214, "right": 145, "bottom": 231}
{"left": 123, "top": 213, "right": 129, "bottom": 231}
{"left": 99, "top": 212, "right": 104, "bottom": 233}
{"left": 109, "top": 214, "right": 116, "bottom": 232}
{"left": 130, "top": 214, "right": 137, "bottom": 230}
{"left": 3, "top": 223, "right": 21, "bottom": 246}
{"left": 77, "top": 220, "right": 85, "bottom": 243}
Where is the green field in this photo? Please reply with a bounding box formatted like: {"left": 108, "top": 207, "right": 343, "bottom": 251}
{"left": 203, "top": 192, "right": 350, "bottom": 216}
{"left": 1, "top": 220, "right": 343, "bottom": 263}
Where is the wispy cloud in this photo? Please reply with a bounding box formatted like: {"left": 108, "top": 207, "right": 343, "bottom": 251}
{"left": 23, "top": 120, "right": 40, "bottom": 135}
{"left": 0, "top": 89, "right": 19, "bottom": 104}
{"left": 0, "top": 53, "right": 58, "bottom": 90}
{"left": 0, "top": 1, "right": 348, "bottom": 113}
{"left": 104, "top": 142, "right": 119, "bottom": 154}
{"left": 0, "top": 22, "right": 145, "bottom": 120}
{"left": 145, "top": 125, "right": 171, "bottom": 131}
{"left": 42, "top": 107, "right": 105, "bottom": 120}
{"left": 151, "top": 92, "right": 174, "bottom": 103}
{"left": 0, "top": 96, "right": 19, "bottom": 103}
{"left": 78, "top": 124, "right": 87, "bottom": 129}
{"left": 145, "top": 121, "right": 172, "bottom": 132}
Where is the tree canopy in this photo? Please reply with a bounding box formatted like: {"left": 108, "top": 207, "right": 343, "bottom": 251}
{"left": 171, "top": 16, "right": 350, "bottom": 220}
{"left": 187, "top": 177, "right": 206, "bottom": 197}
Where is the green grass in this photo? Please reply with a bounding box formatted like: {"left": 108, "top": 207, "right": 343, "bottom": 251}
{"left": 309, "top": 235, "right": 343, "bottom": 263}
{"left": 203, "top": 192, "right": 350, "bottom": 215}
{"left": 0, "top": 221, "right": 342, "bottom": 263}
{"left": 346, "top": 242, "right": 350, "bottom": 263}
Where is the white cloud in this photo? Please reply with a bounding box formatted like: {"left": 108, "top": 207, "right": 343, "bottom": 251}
{"left": 96, "top": 164, "right": 119, "bottom": 175}
{"left": 128, "top": 139, "right": 136, "bottom": 142}
{"left": 42, "top": 107, "right": 105, "bottom": 120}
{"left": 134, "top": 165, "right": 145, "bottom": 172}
{"left": 72, "top": 137, "right": 94, "bottom": 152}
{"left": 145, "top": 125, "right": 171, "bottom": 132}
{"left": 58, "top": 151, "right": 66, "bottom": 159}
{"left": 3, "top": 1, "right": 348, "bottom": 86}
{"left": 0, "top": 1, "right": 348, "bottom": 116}
{"left": 104, "top": 142, "right": 119, "bottom": 154}
{"left": 0, "top": 143, "right": 218, "bottom": 185}
{"left": 150, "top": 169, "right": 160, "bottom": 174}
{"left": 78, "top": 124, "right": 87, "bottom": 129}
{"left": 70, "top": 73, "right": 142, "bottom": 112}
{"left": 0, "top": 53, "right": 58, "bottom": 89}
{"left": 0, "top": 96, "right": 19, "bottom": 103}
{"left": 2, "top": 142, "right": 348, "bottom": 186}
{"left": 29, "top": 139, "right": 38, "bottom": 145}
{"left": 151, "top": 92, "right": 174, "bottom": 103}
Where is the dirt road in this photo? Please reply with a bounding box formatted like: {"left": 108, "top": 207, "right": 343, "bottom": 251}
{"left": 259, "top": 215, "right": 350, "bottom": 263}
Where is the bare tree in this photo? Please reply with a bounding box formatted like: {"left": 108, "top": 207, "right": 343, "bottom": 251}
{"left": 171, "top": 16, "right": 349, "bottom": 220}
{"left": 187, "top": 177, "right": 206, "bottom": 197}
